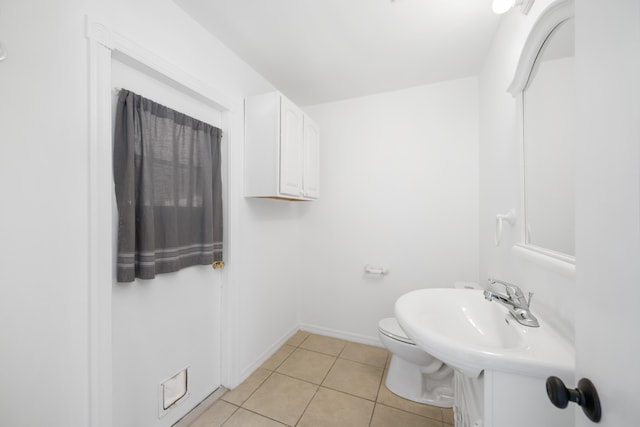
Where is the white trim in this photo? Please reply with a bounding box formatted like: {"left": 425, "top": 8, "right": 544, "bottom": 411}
{"left": 507, "top": 0, "right": 576, "bottom": 275}
{"left": 86, "top": 16, "right": 240, "bottom": 426}
{"left": 512, "top": 244, "right": 576, "bottom": 277}
{"left": 508, "top": 0, "right": 574, "bottom": 95}
{"left": 219, "top": 95, "right": 244, "bottom": 389}
{"left": 86, "top": 18, "right": 114, "bottom": 427}
{"left": 109, "top": 33, "right": 233, "bottom": 111}
{"left": 299, "top": 323, "right": 383, "bottom": 348}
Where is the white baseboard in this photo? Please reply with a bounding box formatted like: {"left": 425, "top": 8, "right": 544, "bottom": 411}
{"left": 235, "top": 326, "right": 300, "bottom": 386}
{"left": 298, "top": 323, "right": 383, "bottom": 348}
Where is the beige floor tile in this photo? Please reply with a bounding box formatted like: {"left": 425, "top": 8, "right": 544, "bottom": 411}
{"left": 242, "top": 373, "right": 318, "bottom": 426}
{"left": 442, "top": 407, "right": 454, "bottom": 425}
{"left": 187, "top": 400, "right": 237, "bottom": 427}
{"left": 340, "top": 342, "right": 389, "bottom": 369}
{"left": 276, "top": 348, "right": 336, "bottom": 384}
{"left": 370, "top": 404, "right": 443, "bottom": 427}
{"left": 185, "top": 333, "right": 453, "bottom": 427}
{"left": 222, "top": 408, "right": 287, "bottom": 427}
{"left": 261, "top": 344, "right": 296, "bottom": 371}
{"left": 300, "top": 334, "right": 347, "bottom": 356}
{"left": 286, "top": 330, "right": 310, "bottom": 347}
{"left": 222, "top": 368, "right": 272, "bottom": 406}
{"left": 322, "top": 358, "right": 383, "bottom": 401}
{"left": 297, "top": 387, "right": 375, "bottom": 427}
{"left": 376, "top": 382, "right": 443, "bottom": 421}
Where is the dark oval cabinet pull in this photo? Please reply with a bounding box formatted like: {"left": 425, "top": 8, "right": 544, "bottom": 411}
{"left": 546, "top": 376, "right": 602, "bottom": 423}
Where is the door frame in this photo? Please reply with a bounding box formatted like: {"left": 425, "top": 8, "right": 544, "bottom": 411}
{"left": 86, "top": 17, "right": 241, "bottom": 427}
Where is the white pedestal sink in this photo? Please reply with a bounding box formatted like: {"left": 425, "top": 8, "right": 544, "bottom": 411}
{"left": 395, "top": 288, "right": 575, "bottom": 427}
{"left": 395, "top": 288, "right": 574, "bottom": 378}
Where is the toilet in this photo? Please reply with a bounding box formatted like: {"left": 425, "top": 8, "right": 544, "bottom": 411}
{"left": 378, "top": 317, "right": 454, "bottom": 407}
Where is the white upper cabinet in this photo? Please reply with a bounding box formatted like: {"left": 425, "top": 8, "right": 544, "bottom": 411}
{"left": 244, "top": 92, "right": 320, "bottom": 200}
{"left": 279, "top": 97, "right": 304, "bottom": 197}
{"left": 302, "top": 116, "right": 320, "bottom": 199}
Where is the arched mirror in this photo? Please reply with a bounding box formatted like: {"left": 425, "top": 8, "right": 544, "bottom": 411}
{"left": 509, "top": 0, "right": 575, "bottom": 273}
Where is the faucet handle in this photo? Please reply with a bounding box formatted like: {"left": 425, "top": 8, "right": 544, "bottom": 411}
{"left": 487, "top": 277, "right": 520, "bottom": 293}
{"left": 488, "top": 278, "right": 532, "bottom": 306}
{"left": 505, "top": 284, "right": 519, "bottom": 299}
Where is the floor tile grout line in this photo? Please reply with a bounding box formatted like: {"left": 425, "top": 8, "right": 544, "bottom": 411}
{"left": 373, "top": 353, "right": 390, "bottom": 403}
{"left": 272, "top": 370, "right": 327, "bottom": 390}
{"left": 252, "top": 364, "right": 385, "bottom": 420}
{"left": 375, "top": 402, "right": 447, "bottom": 424}
{"left": 273, "top": 344, "right": 339, "bottom": 386}
{"left": 237, "top": 371, "right": 318, "bottom": 426}
{"left": 281, "top": 343, "right": 388, "bottom": 403}
{"left": 294, "top": 383, "right": 322, "bottom": 427}
{"left": 368, "top": 402, "right": 377, "bottom": 427}
{"left": 298, "top": 332, "right": 389, "bottom": 364}
{"left": 317, "top": 384, "right": 377, "bottom": 403}
{"left": 210, "top": 331, "right": 449, "bottom": 427}
{"left": 217, "top": 403, "right": 241, "bottom": 427}
{"left": 318, "top": 346, "right": 341, "bottom": 385}
{"left": 235, "top": 361, "right": 323, "bottom": 424}
{"left": 224, "top": 368, "right": 275, "bottom": 408}
{"left": 239, "top": 371, "right": 442, "bottom": 423}
{"left": 230, "top": 406, "right": 292, "bottom": 427}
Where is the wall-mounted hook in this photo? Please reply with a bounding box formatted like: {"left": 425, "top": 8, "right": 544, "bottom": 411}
{"left": 495, "top": 209, "right": 516, "bottom": 246}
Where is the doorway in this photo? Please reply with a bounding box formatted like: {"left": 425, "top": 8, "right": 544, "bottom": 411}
{"left": 87, "top": 20, "right": 235, "bottom": 427}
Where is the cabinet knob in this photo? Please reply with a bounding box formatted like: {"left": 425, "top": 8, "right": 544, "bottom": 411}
{"left": 546, "top": 376, "right": 601, "bottom": 422}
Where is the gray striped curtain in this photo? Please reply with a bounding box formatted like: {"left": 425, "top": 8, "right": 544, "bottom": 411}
{"left": 113, "top": 90, "right": 223, "bottom": 282}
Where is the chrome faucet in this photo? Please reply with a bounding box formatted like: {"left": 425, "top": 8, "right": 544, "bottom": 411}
{"left": 484, "top": 278, "right": 540, "bottom": 327}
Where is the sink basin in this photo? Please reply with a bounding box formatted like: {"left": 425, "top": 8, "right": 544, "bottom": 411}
{"left": 395, "top": 288, "right": 574, "bottom": 378}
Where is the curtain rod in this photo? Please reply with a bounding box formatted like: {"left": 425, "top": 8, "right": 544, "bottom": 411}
{"left": 111, "top": 87, "right": 224, "bottom": 136}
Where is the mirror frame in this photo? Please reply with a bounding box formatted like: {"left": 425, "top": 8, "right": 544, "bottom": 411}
{"left": 508, "top": 0, "right": 575, "bottom": 276}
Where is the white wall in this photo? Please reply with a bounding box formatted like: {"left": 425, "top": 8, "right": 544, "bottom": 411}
{"left": 0, "top": 1, "right": 92, "bottom": 425}
{"left": 0, "top": 0, "right": 305, "bottom": 425}
{"left": 300, "top": 78, "right": 479, "bottom": 343}
{"left": 478, "top": 0, "right": 576, "bottom": 341}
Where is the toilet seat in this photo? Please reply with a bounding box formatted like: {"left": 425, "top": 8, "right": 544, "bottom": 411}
{"left": 378, "top": 317, "right": 415, "bottom": 346}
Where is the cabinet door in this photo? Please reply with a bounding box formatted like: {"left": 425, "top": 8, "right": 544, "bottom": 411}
{"left": 279, "top": 97, "right": 304, "bottom": 197}
{"left": 303, "top": 117, "right": 320, "bottom": 199}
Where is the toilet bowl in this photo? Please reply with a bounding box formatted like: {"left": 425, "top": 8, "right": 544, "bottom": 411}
{"left": 378, "top": 317, "right": 454, "bottom": 407}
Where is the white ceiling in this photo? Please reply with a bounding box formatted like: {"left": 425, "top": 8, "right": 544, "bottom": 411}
{"left": 173, "top": 0, "right": 501, "bottom": 106}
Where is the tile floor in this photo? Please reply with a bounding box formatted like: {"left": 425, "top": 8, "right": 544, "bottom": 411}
{"left": 186, "top": 331, "right": 454, "bottom": 427}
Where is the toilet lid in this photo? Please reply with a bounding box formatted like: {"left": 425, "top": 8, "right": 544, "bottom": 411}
{"left": 378, "top": 317, "right": 415, "bottom": 345}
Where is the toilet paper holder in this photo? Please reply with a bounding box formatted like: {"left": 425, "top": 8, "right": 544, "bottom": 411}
{"left": 364, "top": 265, "right": 389, "bottom": 275}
